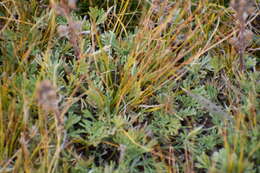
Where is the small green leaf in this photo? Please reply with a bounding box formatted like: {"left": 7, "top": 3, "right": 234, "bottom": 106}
{"left": 65, "top": 113, "right": 81, "bottom": 130}
{"left": 86, "top": 87, "right": 104, "bottom": 108}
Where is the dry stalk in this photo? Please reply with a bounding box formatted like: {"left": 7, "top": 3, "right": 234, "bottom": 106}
{"left": 52, "top": 0, "right": 82, "bottom": 59}
{"left": 230, "top": 0, "right": 255, "bottom": 72}
{"left": 36, "top": 80, "right": 65, "bottom": 173}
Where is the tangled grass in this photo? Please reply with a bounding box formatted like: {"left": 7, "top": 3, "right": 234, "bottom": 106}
{"left": 0, "top": 0, "right": 259, "bottom": 172}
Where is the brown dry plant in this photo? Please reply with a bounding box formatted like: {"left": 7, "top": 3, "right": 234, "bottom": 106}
{"left": 52, "top": 0, "right": 82, "bottom": 59}
{"left": 36, "top": 80, "right": 65, "bottom": 173}
{"left": 230, "top": 0, "right": 255, "bottom": 71}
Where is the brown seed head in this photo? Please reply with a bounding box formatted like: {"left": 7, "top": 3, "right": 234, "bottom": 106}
{"left": 230, "top": 0, "right": 255, "bottom": 22}
{"left": 36, "top": 80, "right": 59, "bottom": 112}
{"left": 68, "top": 0, "right": 77, "bottom": 9}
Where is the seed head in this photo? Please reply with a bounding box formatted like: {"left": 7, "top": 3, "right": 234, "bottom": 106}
{"left": 230, "top": 0, "right": 255, "bottom": 22}
{"left": 36, "top": 80, "right": 59, "bottom": 112}
{"left": 68, "top": 0, "right": 77, "bottom": 9}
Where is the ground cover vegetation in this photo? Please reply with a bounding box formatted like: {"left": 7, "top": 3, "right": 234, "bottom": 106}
{"left": 0, "top": 0, "right": 259, "bottom": 172}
